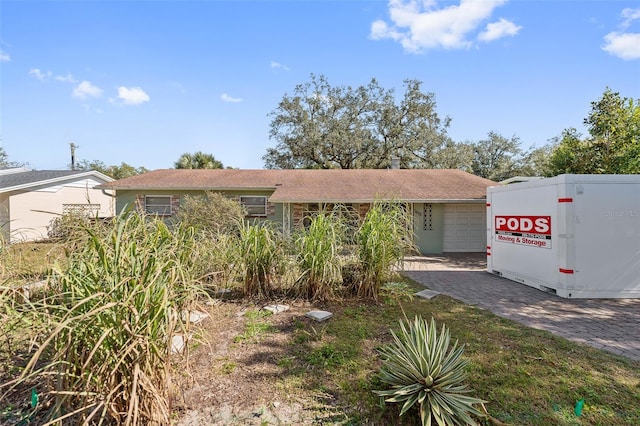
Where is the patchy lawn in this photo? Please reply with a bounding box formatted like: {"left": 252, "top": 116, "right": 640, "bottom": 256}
{"left": 168, "top": 281, "right": 640, "bottom": 425}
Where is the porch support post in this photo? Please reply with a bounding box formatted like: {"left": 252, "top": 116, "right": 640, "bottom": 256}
{"left": 283, "top": 203, "right": 291, "bottom": 236}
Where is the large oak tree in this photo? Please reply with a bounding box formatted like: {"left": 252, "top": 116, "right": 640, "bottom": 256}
{"left": 263, "top": 74, "right": 455, "bottom": 169}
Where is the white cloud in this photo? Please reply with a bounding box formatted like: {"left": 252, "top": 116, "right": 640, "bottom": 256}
{"left": 603, "top": 32, "right": 640, "bottom": 60}
{"left": 602, "top": 7, "right": 640, "bottom": 60}
{"left": 478, "top": 18, "right": 521, "bottom": 42}
{"left": 221, "top": 93, "right": 242, "bottom": 103}
{"left": 270, "top": 61, "right": 290, "bottom": 71}
{"left": 55, "top": 73, "right": 77, "bottom": 83}
{"left": 117, "top": 86, "right": 150, "bottom": 105}
{"left": 72, "top": 81, "right": 103, "bottom": 99}
{"left": 620, "top": 7, "right": 640, "bottom": 28}
{"left": 370, "top": 0, "right": 514, "bottom": 52}
{"left": 0, "top": 50, "right": 9, "bottom": 62}
{"left": 29, "top": 68, "right": 51, "bottom": 81}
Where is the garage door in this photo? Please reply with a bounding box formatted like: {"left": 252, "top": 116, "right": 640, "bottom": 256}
{"left": 443, "top": 204, "right": 486, "bottom": 252}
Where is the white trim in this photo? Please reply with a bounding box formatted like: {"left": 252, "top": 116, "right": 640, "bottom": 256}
{"left": 240, "top": 195, "right": 268, "bottom": 217}
{"left": 0, "top": 171, "right": 114, "bottom": 193}
{"left": 144, "top": 195, "right": 173, "bottom": 215}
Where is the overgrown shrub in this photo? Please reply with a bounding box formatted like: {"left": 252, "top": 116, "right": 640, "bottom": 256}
{"left": 355, "top": 201, "right": 414, "bottom": 300}
{"left": 294, "top": 212, "right": 344, "bottom": 300}
{"left": 173, "top": 190, "right": 245, "bottom": 235}
{"left": 46, "top": 211, "right": 92, "bottom": 243}
{"left": 1, "top": 211, "right": 204, "bottom": 425}
{"left": 375, "top": 316, "right": 486, "bottom": 426}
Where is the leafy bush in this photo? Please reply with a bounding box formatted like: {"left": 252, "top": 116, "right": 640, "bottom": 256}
{"left": 173, "top": 190, "right": 245, "bottom": 236}
{"left": 355, "top": 201, "right": 414, "bottom": 300}
{"left": 294, "top": 213, "right": 344, "bottom": 300}
{"left": 375, "top": 316, "right": 485, "bottom": 426}
{"left": 46, "top": 211, "right": 92, "bottom": 243}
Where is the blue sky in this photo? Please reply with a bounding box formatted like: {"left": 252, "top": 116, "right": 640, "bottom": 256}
{"left": 1, "top": 0, "right": 639, "bottom": 171}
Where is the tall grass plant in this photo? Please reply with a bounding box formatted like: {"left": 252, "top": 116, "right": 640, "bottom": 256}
{"left": 293, "top": 213, "right": 344, "bottom": 300}
{"left": 355, "top": 201, "right": 414, "bottom": 300}
{"left": 239, "top": 222, "right": 284, "bottom": 298}
{"left": 1, "top": 211, "right": 203, "bottom": 425}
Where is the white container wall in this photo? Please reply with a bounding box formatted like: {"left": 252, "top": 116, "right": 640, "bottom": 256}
{"left": 487, "top": 175, "right": 640, "bottom": 298}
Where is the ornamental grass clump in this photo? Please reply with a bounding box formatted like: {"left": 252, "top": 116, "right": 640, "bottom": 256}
{"left": 375, "top": 316, "right": 486, "bottom": 426}
{"left": 1, "top": 211, "right": 203, "bottom": 425}
{"left": 355, "top": 201, "right": 414, "bottom": 300}
{"left": 239, "top": 222, "right": 284, "bottom": 298}
{"left": 294, "top": 212, "right": 345, "bottom": 300}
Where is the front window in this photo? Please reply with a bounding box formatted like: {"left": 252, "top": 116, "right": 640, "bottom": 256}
{"left": 240, "top": 196, "right": 267, "bottom": 217}
{"left": 145, "top": 196, "right": 172, "bottom": 215}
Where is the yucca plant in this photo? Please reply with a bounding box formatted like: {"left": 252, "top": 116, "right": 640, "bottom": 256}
{"left": 355, "top": 201, "right": 414, "bottom": 300}
{"left": 1, "top": 211, "right": 203, "bottom": 425}
{"left": 239, "top": 222, "right": 284, "bottom": 298}
{"left": 375, "top": 316, "right": 486, "bottom": 426}
{"left": 294, "top": 212, "right": 344, "bottom": 300}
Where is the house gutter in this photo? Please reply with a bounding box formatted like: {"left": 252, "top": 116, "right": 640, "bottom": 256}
{"left": 95, "top": 185, "right": 278, "bottom": 191}
{"left": 101, "top": 189, "right": 116, "bottom": 198}
{"left": 267, "top": 198, "right": 487, "bottom": 204}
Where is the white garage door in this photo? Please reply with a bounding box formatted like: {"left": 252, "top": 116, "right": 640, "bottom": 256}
{"left": 443, "top": 204, "right": 486, "bottom": 252}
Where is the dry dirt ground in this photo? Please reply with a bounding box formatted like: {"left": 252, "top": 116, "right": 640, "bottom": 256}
{"left": 171, "top": 298, "right": 357, "bottom": 426}
{"left": 172, "top": 254, "right": 488, "bottom": 425}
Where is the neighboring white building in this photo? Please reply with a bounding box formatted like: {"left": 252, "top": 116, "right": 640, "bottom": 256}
{"left": 0, "top": 168, "right": 115, "bottom": 244}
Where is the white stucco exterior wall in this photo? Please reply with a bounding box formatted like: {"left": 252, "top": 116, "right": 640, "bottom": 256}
{"left": 6, "top": 177, "right": 115, "bottom": 243}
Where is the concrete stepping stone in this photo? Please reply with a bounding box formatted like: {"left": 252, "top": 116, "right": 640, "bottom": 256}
{"left": 18, "top": 280, "right": 48, "bottom": 301}
{"left": 415, "top": 289, "right": 441, "bottom": 299}
{"left": 305, "top": 310, "right": 333, "bottom": 322}
{"left": 263, "top": 304, "right": 289, "bottom": 314}
{"left": 171, "top": 334, "right": 187, "bottom": 354}
{"left": 181, "top": 310, "right": 209, "bottom": 325}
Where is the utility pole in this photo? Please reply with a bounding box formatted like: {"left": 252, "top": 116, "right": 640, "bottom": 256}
{"left": 69, "top": 142, "right": 78, "bottom": 170}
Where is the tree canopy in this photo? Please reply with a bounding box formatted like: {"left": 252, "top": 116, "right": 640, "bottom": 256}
{"left": 76, "top": 160, "right": 148, "bottom": 179}
{"left": 263, "top": 74, "right": 454, "bottom": 169}
{"left": 0, "top": 146, "right": 25, "bottom": 168}
{"left": 174, "top": 151, "right": 224, "bottom": 169}
{"left": 547, "top": 88, "right": 640, "bottom": 175}
{"left": 467, "top": 132, "right": 550, "bottom": 182}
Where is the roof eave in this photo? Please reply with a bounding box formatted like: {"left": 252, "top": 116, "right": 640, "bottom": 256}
{"left": 268, "top": 197, "right": 487, "bottom": 203}
{"left": 102, "top": 185, "right": 278, "bottom": 191}
{"left": 1, "top": 171, "right": 113, "bottom": 193}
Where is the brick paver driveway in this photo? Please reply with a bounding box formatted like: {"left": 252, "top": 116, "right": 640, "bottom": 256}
{"left": 402, "top": 254, "right": 640, "bottom": 362}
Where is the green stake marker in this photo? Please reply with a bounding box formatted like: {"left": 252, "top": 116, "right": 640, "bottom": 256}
{"left": 31, "top": 388, "right": 38, "bottom": 409}
{"left": 574, "top": 399, "right": 584, "bottom": 417}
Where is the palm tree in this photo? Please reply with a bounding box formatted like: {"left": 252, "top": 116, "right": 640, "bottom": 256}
{"left": 174, "top": 151, "right": 224, "bottom": 169}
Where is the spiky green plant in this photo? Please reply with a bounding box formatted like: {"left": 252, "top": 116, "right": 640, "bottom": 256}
{"left": 1, "top": 211, "right": 203, "bottom": 425}
{"left": 355, "top": 201, "right": 414, "bottom": 300}
{"left": 239, "top": 222, "right": 284, "bottom": 298}
{"left": 374, "top": 316, "right": 486, "bottom": 426}
{"left": 294, "top": 212, "right": 345, "bottom": 301}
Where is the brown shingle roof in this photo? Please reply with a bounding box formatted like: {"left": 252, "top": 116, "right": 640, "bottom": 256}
{"left": 101, "top": 169, "right": 495, "bottom": 202}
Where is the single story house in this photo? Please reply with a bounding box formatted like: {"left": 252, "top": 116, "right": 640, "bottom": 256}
{"left": 100, "top": 168, "right": 494, "bottom": 254}
{"left": 1, "top": 167, "right": 115, "bottom": 243}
